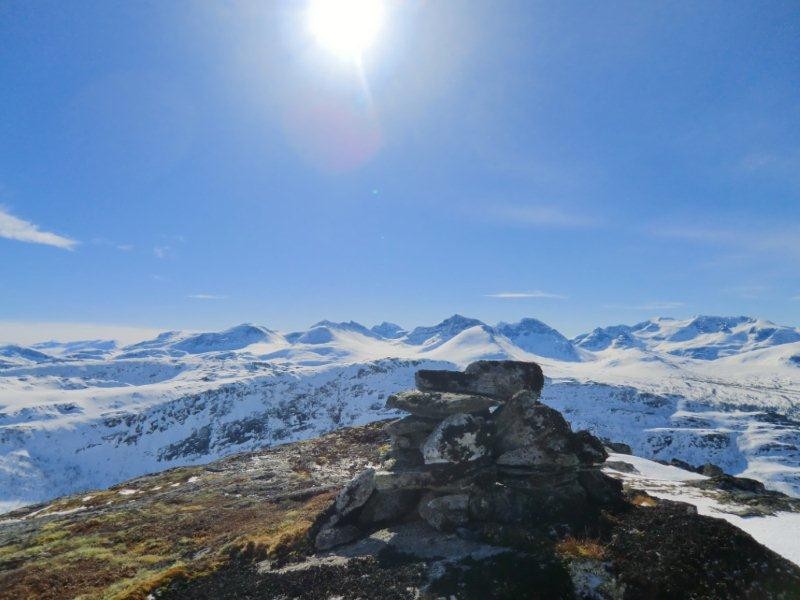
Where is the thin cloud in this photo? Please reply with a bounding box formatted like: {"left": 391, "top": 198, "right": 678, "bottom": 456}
{"left": 0, "top": 206, "right": 77, "bottom": 250}
{"left": 604, "top": 301, "right": 685, "bottom": 310}
{"left": 188, "top": 294, "right": 228, "bottom": 300}
{"left": 652, "top": 224, "right": 800, "bottom": 261}
{"left": 726, "top": 285, "right": 767, "bottom": 299}
{"left": 792, "top": 295, "right": 800, "bottom": 301}
{"left": 486, "top": 291, "right": 567, "bottom": 299}
{"left": 153, "top": 245, "right": 171, "bottom": 259}
{"left": 487, "top": 204, "right": 600, "bottom": 229}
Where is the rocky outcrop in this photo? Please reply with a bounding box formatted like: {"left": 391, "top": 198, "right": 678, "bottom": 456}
{"left": 313, "top": 360, "right": 622, "bottom": 550}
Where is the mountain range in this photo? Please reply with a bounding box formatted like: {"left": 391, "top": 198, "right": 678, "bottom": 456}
{"left": 1, "top": 314, "right": 799, "bottom": 512}
{"left": 5, "top": 314, "right": 799, "bottom": 367}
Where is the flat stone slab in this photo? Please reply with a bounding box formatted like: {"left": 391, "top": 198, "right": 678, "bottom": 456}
{"left": 386, "top": 390, "right": 498, "bottom": 418}
{"left": 383, "top": 415, "right": 438, "bottom": 437}
{"left": 373, "top": 469, "right": 438, "bottom": 491}
{"left": 326, "top": 521, "right": 508, "bottom": 562}
{"left": 415, "top": 360, "right": 544, "bottom": 400}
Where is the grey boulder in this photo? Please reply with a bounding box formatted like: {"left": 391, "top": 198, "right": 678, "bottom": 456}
{"left": 415, "top": 360, "right": 544, "bottom": 400}
{"left": 334, "top": 468, "right": 376, "bottom": 518}
{"left": 494, "top": 391, "right": 580, "bottom": 468}
{"left": 315, "top": 524, "right": 361, "bottom": 551}
{"left": 422, "top": 413, "right": 492, "bottom": 464}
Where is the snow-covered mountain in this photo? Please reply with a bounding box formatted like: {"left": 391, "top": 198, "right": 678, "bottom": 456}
{"left": 1, "top": 314, "right": 799, "bottom": 512}
{"left": 574, "top": 315, "right": 800, "bottom": 359}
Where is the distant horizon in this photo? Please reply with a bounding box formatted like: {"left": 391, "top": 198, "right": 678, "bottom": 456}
{"left": 1, "top": 311, "right": 796, "bottom": 346}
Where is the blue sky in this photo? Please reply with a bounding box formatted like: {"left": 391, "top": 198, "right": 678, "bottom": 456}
{"left": 1, "top": 0, "right": 799, "bottom": 340}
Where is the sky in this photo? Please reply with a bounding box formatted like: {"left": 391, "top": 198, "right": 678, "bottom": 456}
{"left": 1, "top": 0, "right": 799, "bottom": 341}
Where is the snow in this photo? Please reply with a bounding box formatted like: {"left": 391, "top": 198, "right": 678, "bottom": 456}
{"left": 1, "top": 313, "right": 799, "bottom": 516}
{"left": 604, "top": 453, "right": 800, "bottom": 566}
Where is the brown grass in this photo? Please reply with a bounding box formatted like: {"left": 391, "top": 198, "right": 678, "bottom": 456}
{"left": 556, "top": 536, "right": 607, "bottom": 560}
{"left": 631, "top": 493, "right": 659, "bottom": 507}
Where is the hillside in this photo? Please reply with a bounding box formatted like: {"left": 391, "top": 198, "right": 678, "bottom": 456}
{"left": 2, "top": 416, "right": 799, "bottom": 599}
{"left": 1, "top": 315, "right": 800, "bottom": 512}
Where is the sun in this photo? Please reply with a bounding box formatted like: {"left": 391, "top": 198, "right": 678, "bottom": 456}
{"left": 307, "top": 0, "right": 384, "bottom": 60}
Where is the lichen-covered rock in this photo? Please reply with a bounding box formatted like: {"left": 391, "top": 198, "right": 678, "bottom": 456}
{"left": 384, "top": 417, "right": 438, "bottom": 451}
{"left": 419, "top": 493, "right": 470, "bottom": 531}
{"left": 386, "top": 390, "right": 498, "bottom": 419}
{"left": 422, "top": 413, "right": 492, "bottom": 464}
{"left": 494, "top": 391, "right": 580, "bottom": 467}
{"left": 314, "top": 523, "right": 361, "bottom": 551}
{"left": 333, "top": 468, "right": 375, "bottom": 518}
{"left": 373, "top": 469, "right": 438, "bottom": 491}
{"left": 415, "top": 360, "right": 544, "bottom": 400}
{"left": 572, "top": 430, "right": 608, "bottom": 465}
{"left": 384, "top": 415, "right": 439, "bottom": 437}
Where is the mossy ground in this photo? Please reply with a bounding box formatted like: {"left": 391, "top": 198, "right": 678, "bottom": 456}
{"left": 0, "top": 423, "right": 387, "bottom": 600}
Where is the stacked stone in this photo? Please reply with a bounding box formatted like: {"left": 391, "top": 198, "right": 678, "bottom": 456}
{"left": 313, "top": 360, "right": 622, "bottom": 551}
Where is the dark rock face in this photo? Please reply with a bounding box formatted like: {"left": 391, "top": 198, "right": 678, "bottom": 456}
{"left": 700, "top": 462, "right": 725, "bottom": 477}
{"left": 415, "top": 360, "right": 544, "bottom": 400}
{"left": 604, "top": 440, "right": 633, "bottom": 454}
{"left": 357, "top": 489, "right": 420, "bottom": 526}
{"left": 572, "top": 430, "right": 609, "bottom": 465}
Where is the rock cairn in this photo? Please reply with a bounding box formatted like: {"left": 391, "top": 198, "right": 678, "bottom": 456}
{"left": 313, "top": 360, "right": 623, "bottom": 551}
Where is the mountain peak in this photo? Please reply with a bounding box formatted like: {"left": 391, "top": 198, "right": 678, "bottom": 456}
{"left": 371, "top": 322, "right": 406, "bottom": 339}
{"left": 404, "top": 315, "right": 487, "bottom": 347}
{"left": 496, "top": 318, "right": 580, "bottom": 361}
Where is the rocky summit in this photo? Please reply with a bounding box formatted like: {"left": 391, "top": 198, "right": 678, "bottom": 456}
{"left": 313, "top": 360, "right": 623, "bottom": 552}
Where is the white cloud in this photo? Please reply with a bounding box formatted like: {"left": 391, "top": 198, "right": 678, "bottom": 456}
{"left": 604, "top": 301, "right": 685, "bottom": 311}
{"left": 0, "top": 206, "right": 77, "bottom": 250}
{"left": 792, "top": 295, "right": 800, "bottom": 301}
{"left": 486, "top": 291, "right": 567, "bottom": 299}
{"left": 487, "top": 204, "right": 600, "bottom": 229}
{"left": 188, "top": 294, "right": 228, "bottom": 300}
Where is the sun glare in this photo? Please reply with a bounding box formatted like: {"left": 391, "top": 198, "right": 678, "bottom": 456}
{"left": 307, "top": 0, "right": 384, "bottom": 60}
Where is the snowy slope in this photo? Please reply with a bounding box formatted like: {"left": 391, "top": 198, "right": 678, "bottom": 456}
{"left": 574, "top": 315, "right": 800, "bottom": 359}
{"left": 1, "top": 314, "right": 799, "bottom": 511}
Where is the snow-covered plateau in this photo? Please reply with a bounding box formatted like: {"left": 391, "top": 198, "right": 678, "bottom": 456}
{"left": 2, "top": 314, "right": 799, "bottom": 512}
